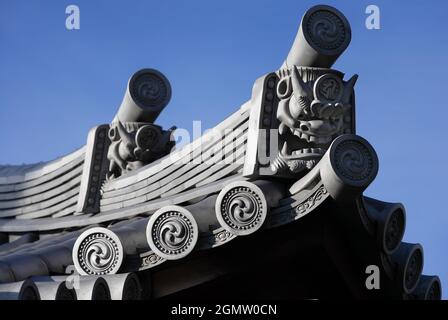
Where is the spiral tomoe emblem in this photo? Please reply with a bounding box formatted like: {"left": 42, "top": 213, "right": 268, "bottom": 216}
{"left": 384, "top": 208, "right": 405, "bottom": 254}
{"left": 304, "top": 7, "right": 348, "bottom": 52}
{"left": 215, "top": 181, "right": 268, "bottom": 236}
{"left": 136, "top": 125, "right": 161, "bottom": 150}
{"left": 146, "top": 206, "right": 198, "bottom": 260}
{"left": 129, "top": 69, "right": 171, "bottom": 110}
{"left": 314, "top": 74, "right": 343, "bottom": 103}
{"left": 330, "top": 135, "right": 378, "bottom": 188}
{"left": 72, "top": 227, "right": 123, "bottom": 276}
{"left": 405, "top": 247, "right": 423, "bottom": 293}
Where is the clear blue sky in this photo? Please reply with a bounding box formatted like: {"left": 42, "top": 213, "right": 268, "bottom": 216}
{"left": 0, "top": 0, "right": 447, "bottom": 298}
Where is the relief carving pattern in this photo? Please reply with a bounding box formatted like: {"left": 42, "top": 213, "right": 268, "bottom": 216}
{"left": 272, "top": 66, "right": 357, "bottom": 176}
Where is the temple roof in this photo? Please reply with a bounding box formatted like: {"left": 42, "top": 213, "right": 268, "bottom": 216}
{"left": 0, "top": 4, "right": 441, "bottom": 301}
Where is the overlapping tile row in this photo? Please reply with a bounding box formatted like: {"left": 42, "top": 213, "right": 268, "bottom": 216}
{"left": 0, "top": 4, "right": 441, "bottom": 300}
{"left": 0, "top": 148, "right": 85, "bottom": 221}
{"left": 0, "top": 135, "right": 441, "bottom": 299}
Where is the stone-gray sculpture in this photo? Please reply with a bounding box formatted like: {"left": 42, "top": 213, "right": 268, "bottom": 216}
{"left": 107, "top": 120, "right": 175, "bottom": 179}
{"left": 0, "top": 5, "right": 441, "bottom": 300}
{"left": 107, "top": 69, "right": 176, "bottom": 179}
{"left": 273, "top": 67, "right": 357, "bottom": 175}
